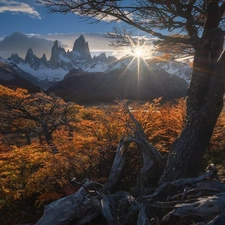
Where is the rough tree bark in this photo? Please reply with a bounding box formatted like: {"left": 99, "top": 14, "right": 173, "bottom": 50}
{"left": 42, "top": 123, "right": 58, "bottom": 154}
{"left": 160, "top": 12, "right": 225, "bottom": 182}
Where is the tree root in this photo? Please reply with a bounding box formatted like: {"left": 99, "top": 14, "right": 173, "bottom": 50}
{"left": 195, "top": 212, "right": 225, "bottom": 225}
{"left": 34, "top": 102, "right": 225, "bottom": 225}
{"left": 162, "top": 193, "right": 225, "bottom": 222}
{"left": 35, "top": 163, "right": 225, "bottom": 225}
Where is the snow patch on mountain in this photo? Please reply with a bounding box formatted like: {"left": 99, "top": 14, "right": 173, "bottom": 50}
{"left": 157, "top": 61, "right": 192, "bottom": 83}
{"left": 82, "top": 61, "right": 110, "bottom": 72}
{"left": 5, "top": 35, "right": 116, "bottom": 83}
{"left": 16, "top": 63, "right": 69, "bottom": 81}
{"left": 107, "top": 55, "right": 192, "bottom": 83}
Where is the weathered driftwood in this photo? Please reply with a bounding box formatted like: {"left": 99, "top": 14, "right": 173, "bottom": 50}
{"left": 195, "top": 179, "right": 225, "bottom": 192}
{"left": 163, "top": 193, "right": 225, "bottom": 222}
{"left": 101, "top": 191, "right": 139, "bottom": 225}
{"left": 195, "top": 212, "right": 225, "bottom": 225}
{"left": 121, "top": 101, "right": 165, "bottom": 194}
{"left": 143, "top": 166, "right": 215, "bottom": 201}
{"left": 137, "top": 203, "right": 151, "bottom": 225}
{"left": 103, "top": 100, "right": 165, "bottom": 195}
{"left": 102, "top": 137, "right": 131, "bottom": 193}
{"left": 35, "top": 161, "right": 225, "bottom": 225}
{"left": 34, "top": 180, "right": 102, "bottom": 225}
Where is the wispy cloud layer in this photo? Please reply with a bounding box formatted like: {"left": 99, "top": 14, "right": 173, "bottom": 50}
{"left": 0, "top": 0, "right": 41, "bottom": 19}
{"left": 0, "top": 32, "right": 118, "bottom": 59}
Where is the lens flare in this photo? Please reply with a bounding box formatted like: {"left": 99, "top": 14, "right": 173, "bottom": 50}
{"left": 133, "top": 46, "right": 145, "bottom": 58}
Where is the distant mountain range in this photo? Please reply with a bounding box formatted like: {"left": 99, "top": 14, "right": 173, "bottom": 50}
{"left": 0, "top": 59, "right": 40, "bottom": 92}
{"left": 2, "top": 34, "right": 117, "bottom": 89}
{"left": 0, "top": 34, "right": 192, "bottom": 103}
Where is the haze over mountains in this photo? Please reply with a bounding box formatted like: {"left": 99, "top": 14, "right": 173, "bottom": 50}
{"left": 49, "top": 57, "right": 189, "bottom": 103}
{"left": 8, "top": 34, "right": 116, "bottom": 71}
{"left": 0, "top": 33, "right": 191, "bottom": 103}
{"left": 0, "top": 32, "right": 55, "bottom": 59}
{"left": 0, "top": 32, "right": 116, "bottom": 59}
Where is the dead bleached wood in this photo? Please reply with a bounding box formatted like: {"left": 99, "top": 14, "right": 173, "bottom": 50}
{"left": 195, "top": 179, "right": 225, "bottom": 192}
{"left": 121, "top": 100, "right": 164, "bottom": 195}
{"left": 101, "top": 196, "right": 116, "bottom": 225}
{"left": 34, "top": 180, "right": 102, "bottom": 225}
{"left": 165, "top": 177, "right": 225, "bottom": 202}
{"left": 34, "top": 151, "right": 225, "bottom": 225}
{"left": 102, "top": 137, "right": 131, "bottom": 193}
{"left": 144, "top": 167, "right": 215, "bottom": 201}
{"left": 195, "top": 212, "right": 225, "bottom": 225}
{"left": 137, "top": 203, "right": 151, "bottom": 225}
{"left": 168, "top": 179, "right": 225, "bottom": 201}
{"left": 102, "top": 100, "right": 164, "bottom": 196}
{"left": 162, "top": 193, "right": 225, "bottom": 222}
{"left": 75, "top": 212, "right": 99, "bottom": 225}
{"left": 100, "top": 191, "right": 151, "bottom": 225}
{"left": 144, "top": 178, "right": 225, "bottom": 224}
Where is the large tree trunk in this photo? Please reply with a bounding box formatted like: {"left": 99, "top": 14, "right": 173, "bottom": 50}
{"left": 43, "top": 124, "right": 58, "bottom": 154}
{"left": 159, "top": 1, "right": 225, "bottom": 182}
{"left": 160, "top": 30, "right": 225, "bottom": 182}
{"left": 25, "top": 128, "right": 31, "bottom": 145}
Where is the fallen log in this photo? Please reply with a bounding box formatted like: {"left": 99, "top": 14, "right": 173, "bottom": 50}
{"left": 102, "top": 137, "right": 131, "bottom": 193}
{"left": 34, "top": 180, "right": 102, "bottom": 225}
{"left": 121, "top": 100, "right": 165, "bottom": 195}
{"left": 163, "top": 193, "right": 225, "bottom": 222}
{"left": 143, "top": 166, "right": 215, "bottom": 201}
{"left": 195, "top": 212, "right": 225, "bottom": 225}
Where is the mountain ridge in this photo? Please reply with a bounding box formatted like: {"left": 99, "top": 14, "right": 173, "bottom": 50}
{"left": 0, "top": 34, "right": 191, "bottom": 103}
{"left": 0, "top": 60, "right": 40, "bottom": 92}
{"left": 5, "top": 35, "right": 117, "bottom": 84}
{"left": 49, "top": 57, "right": 189, "bottom": 103}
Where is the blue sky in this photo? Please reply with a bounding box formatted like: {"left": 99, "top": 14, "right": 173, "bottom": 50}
{"left": 0, "top": 0, "right": 115, "bottom": 36}
{"left": 0, "top": 0, "right": 156, "bottom": 60}
{"left": 0, "top": 0, "right": 126, "bottom": 58}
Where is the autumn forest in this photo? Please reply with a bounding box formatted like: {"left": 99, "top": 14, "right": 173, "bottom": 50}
{"left": 0, "top": 85, "right": 224, "bottom": 224}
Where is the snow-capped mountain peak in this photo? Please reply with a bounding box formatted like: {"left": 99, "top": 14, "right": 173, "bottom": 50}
{"left": 4, "top": 35, "right": 117, "bottom": 87}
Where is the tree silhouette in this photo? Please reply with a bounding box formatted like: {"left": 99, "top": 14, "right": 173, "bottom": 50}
{"left": 40, "top": 0, "right": 225, "bottom": 181}
{"left": 0, "top": 85, "right": 78, "bottom": 153}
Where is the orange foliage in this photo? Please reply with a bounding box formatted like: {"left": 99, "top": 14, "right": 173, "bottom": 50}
{"left": 150, "top": 53, "right": 174, "bottom": 63}
{"left": 0, "top": 86, "right": 224, "bottom": 225}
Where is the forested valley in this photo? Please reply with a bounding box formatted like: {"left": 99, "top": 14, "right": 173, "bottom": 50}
{"left": 0, "top": 85, "right": 225, "bottom": 225}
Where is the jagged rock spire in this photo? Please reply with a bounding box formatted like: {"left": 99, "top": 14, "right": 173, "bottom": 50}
{"left": 9, "top": 53, "right": 24, "bottom": 64}
{"left": 25, "top": 48, "right": 34, "bottom": 63}
{"left": 40, "top": 53, "right": 48, "bottom": 66}
{"left": 49, "top": 40, "right": 59, "bottom": 68}
{"left": 25, "top": 48, "right": 39, "bottom": 68}
{"left": 72, "top": 35, "right": 91, "bottom": 60}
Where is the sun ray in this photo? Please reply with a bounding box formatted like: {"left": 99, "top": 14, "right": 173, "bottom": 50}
{"left": 122, "top": 56, "right": 136, "bottom": 75}
{"left": 112, "top": 35, "right": 156, "bottom": 97}
{"left": 137, "top": 54, "right": 140, "bottom": 92}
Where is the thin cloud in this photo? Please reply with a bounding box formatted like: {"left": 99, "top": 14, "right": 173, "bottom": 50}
{"left": 0, "top": 32, "right": 116, "bottom": 59}
{"left": 95, "top": 10, "right": 133, "bottom": 22}
{"left": 0, "top": 0, "right": 41, "bottom": 19}
{"left": 94, "top": 13, "right": 118, "bottom": 22}
{"left": 0, "top": 32, "right": 54, "bottom": 59}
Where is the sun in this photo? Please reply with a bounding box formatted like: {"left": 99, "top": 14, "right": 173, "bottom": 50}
{"left": 133, "top": 46, "right": 145, "bottom": 58}
{"left": 127, "top": 37, "right": 153, "bottom": 59}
